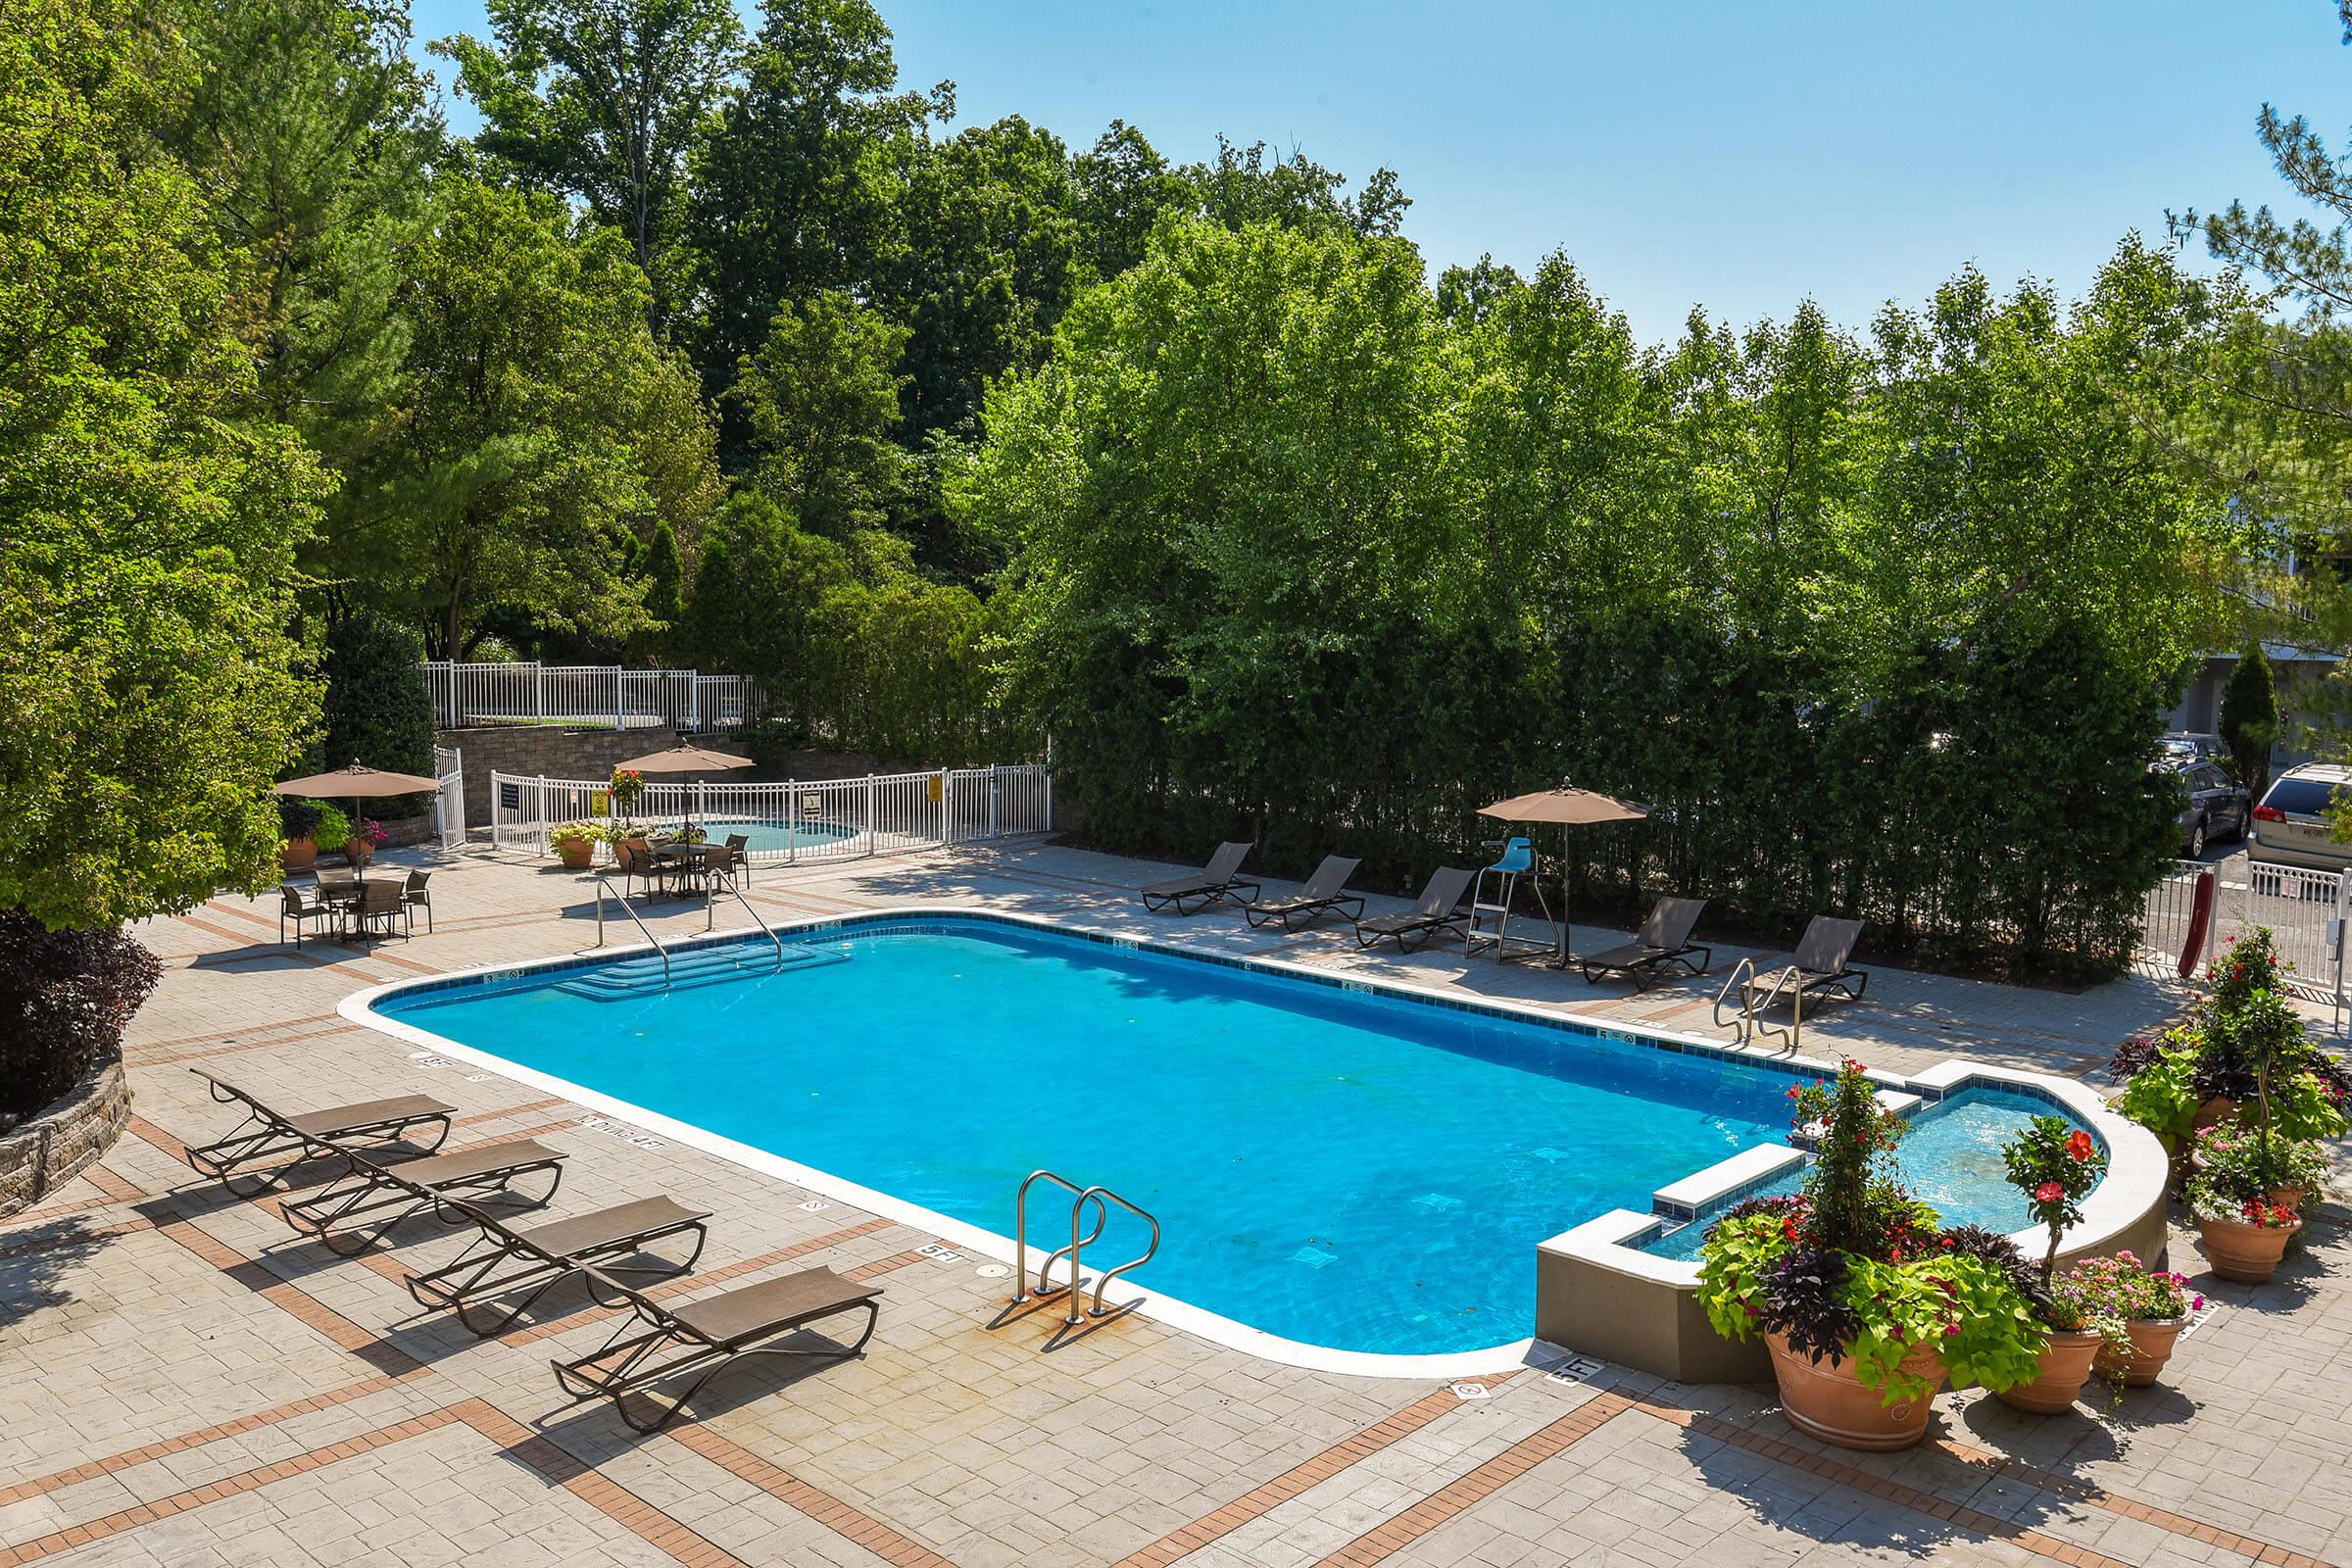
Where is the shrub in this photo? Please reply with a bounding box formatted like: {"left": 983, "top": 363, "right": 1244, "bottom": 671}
{"left": 278, "top": 796, "right": 325, "bottom": 841}
{"left": 548, "top": 821, "right": 605, "bottom": 850}
{"left": 320, "top": 612, "right": 435, "bottom": 813}
{"left": 312, "top": 803, "right": 352, "bottom": 853}
{"left": 2219, "top": 646, "right": 2278, "bottom": 794}
{"left": 0, "top": 912, "right": 160, "bottom": 1126}
{"left": 2001, "top": 1116, "right": 2108, "bottom": 1281}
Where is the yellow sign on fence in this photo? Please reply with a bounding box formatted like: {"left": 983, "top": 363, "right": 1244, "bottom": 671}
{"left": 591, "top": 790, "right": 611, "bottom": 814}
{"left": 927, "top": 775, "right": 944, "bottom": 804}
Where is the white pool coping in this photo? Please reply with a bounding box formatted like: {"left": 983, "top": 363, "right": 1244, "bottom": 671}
{"left": 337, "top": 904, "right": 2166, "bottom": 1382}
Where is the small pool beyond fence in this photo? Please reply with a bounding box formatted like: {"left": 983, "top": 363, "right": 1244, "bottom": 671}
{"left": 489, "top": 763, "right": 1051, "bottom": 866}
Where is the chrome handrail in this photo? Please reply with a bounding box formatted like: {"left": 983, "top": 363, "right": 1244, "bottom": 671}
{"left": 1011, "top": 1170, "right": 1093, "bottom": 1303}
{"left": 590, "top": 875, "right": 671, "bottom": 986}
{"left": 1070, "top": 1186, "right": 1160, "bottom": 1324}
{"left": 706, "top": 863, "right": 786, "bottom": 966}
{"left": 1712, "top": 956, "right": 1803, "bottom": 1049}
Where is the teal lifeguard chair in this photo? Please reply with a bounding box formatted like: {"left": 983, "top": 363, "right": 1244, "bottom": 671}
{"left": 1464, "top": 836, "right": 1554, "bottom": 960}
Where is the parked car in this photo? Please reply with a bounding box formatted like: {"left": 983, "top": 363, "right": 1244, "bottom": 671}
{"left": 2246, "top": 761, "right": 2352, "bottom": 880}
{"left": 2156, "top": 731, "right": 2230, "bottom": 769}
{"left": 2167, "top": 760, "right": 2250, "bottom": 858}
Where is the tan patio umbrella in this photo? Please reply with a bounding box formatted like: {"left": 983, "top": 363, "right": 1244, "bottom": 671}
{"left": 274, "top": 763, "right": 444, "bottom": 880}
{"left": 614, "top": 741, "right": 754, "bottom": 836}
{"left": 1477, "top": 778, "right": 1649, "bottom": 967}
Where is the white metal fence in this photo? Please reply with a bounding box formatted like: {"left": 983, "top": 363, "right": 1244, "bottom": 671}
{"left": 490, "top": 762, "right": 1052, "bottom": 865}
{"left": 2139, "top": 858, "right": 2349, "bottom": 1023}
{"left": 423, "top": 661, "right": 760, "bottom": 733}
{"left": 431, "top": 745, "right": 466, "bottom": 851}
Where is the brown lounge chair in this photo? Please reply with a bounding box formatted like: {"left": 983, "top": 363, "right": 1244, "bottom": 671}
{"left": 552, "top": 1264, "right": 883, "bottom": 1432}
{"left": 1140, "top": 841, "right": 1259, "bottom": 913}
{"left": 280, "top": 1140, "right": 566, "bottom": 1256}
{"left": 407, "top": 1196, "right": 710, "bottom": 1337}
{"left": 1579, "top": 897, "right": 1712, "bottom": 990}
{"left": 1352, "top": 866, "right": 1476, "bottom": 952}
{"left": 1748, "top": 915, "right": 1870, "bottom": 1007}
{"left": 183, "top": 1068, "right": 454, "bottom": 1197}
{"left": 1243, "top": 855, "right": 1365, "bottom": 931}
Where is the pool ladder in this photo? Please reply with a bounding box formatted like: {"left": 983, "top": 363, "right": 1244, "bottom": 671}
{"left": 1009, "top": 1170, "right": 1160, "bottom": 1329}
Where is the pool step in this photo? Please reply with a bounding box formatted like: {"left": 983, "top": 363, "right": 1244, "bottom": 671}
{"left": 556, "top": 942, "right": 846, "bottom": 1000}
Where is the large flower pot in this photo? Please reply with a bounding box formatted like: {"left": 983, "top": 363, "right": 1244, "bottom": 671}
{"left": 345, "top": 841, "right": 372, "bottom": 869}
{"left": 557, "top": 840, "right": 595, "bottom": 869}
{"left": 279, "top": 836, "right": 318, "bottom": 873}
{"left": 2192, "top": 1097, "right": 2237, "bottom": 1132}
{"left": 1764, "top": 1331, "right": 1944, "bottom": 1451}
{"left": 1994, "top": 1329, "right": 2103, "bottom": 1415}
{"left": 2198, "top": 1213, "right": 2300, "bottom": 1283}
{"left": 2097, "top": 1316, "right": 2187, "bottom": 1388}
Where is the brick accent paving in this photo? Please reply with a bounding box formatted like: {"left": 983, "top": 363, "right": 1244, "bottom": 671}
{"left": 7, "top": 841, "right": 2344, "bottom": 1567}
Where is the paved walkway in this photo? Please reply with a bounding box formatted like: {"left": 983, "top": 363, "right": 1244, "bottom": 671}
{"left": 4, "top": 838, "right": 2347, "bottom": 1567}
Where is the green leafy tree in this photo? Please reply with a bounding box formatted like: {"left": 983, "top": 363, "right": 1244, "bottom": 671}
{"left": 731, "top": 290, "right": 909, "bottom": 537}
{"left": 2221, "top": 644, "right": 2280, "bottom": 791}
{"left": 1073, "top": 120, "right": 1195, "bottom": 279}
{"left": 320, "top": 612, "right": 436, "bottom": 780}
{"left": 1, "top": 0, "right": 328, "bottom": 932}
{"left": 320, "top": 176, "right": 720, "bottom": 655}
{"left": 435, "top": 0, "right": 742, "bottom": 318}
{"left": 631, "top": 520, "right": 687, "bottom": 663}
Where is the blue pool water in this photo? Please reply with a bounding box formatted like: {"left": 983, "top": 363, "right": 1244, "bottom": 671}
{"left": 369, "top": 917, "right": 2061, "bottom": 1356}
{"left": 1639, "top": 1089, "right": 2093, "bottom": 1261}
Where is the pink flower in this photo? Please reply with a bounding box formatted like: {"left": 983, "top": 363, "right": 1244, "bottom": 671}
{"left": 2034, "top": 1181, "right": 2064, "bottom": 1203}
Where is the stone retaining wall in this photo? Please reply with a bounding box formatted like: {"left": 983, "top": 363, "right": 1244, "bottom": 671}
{"left": 437, "top": 725, "right": 682, "bottom": 825}
{"left": 0, "top": 1053, "right": 131, "bottom": 1220}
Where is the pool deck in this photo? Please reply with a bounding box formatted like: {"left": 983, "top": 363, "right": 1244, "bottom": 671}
{"left": 6, "top": 837, "right": 2350, "bottom": 1568}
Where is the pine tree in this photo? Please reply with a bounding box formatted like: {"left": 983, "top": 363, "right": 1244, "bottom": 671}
{"left": 2220, "top": 645, "right": 2279, "bottom": 794}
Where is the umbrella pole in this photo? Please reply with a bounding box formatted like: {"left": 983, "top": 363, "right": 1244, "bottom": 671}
{"left": 1555, "top": 825, "right": 1573, "bottom": 968}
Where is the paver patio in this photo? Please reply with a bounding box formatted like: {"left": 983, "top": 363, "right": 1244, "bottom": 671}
{"left": 5, "top": 836, "right": 2347, "bottom": 1567}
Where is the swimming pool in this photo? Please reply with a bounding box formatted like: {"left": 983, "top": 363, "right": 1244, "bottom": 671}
{"left": 638, "top": 816, "right": 860, "bottom": 856}
{"left": 361, "top": 914, "right": 2079, "bottom": 1364}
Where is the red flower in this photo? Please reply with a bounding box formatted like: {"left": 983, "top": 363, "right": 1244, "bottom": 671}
{"left": 2065, "top": 1131, "right": 2093, "bottom": 1163}
{"left": 2034, "top": 1181, "right": 2064, "bottom": 1203}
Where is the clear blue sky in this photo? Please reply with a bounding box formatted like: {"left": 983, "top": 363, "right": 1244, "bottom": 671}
{"left": 406, "top": 0, "right": 2347, "bottom": 344}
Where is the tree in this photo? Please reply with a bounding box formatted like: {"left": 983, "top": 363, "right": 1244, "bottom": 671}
{"left": 731, "top": 290, "right": 909, "bottom": 537}
{"left": 435, "top": 0, "right": 741, "bottom": 318}
{"left": 2221, "top": 644, "right": 2280, "bottom": 791}
{"left": 320, "top": 612, "right": 436, "bottom": 781}
{"left": 1185, "top": 136, "right": 1410, "bottom": 239}
{"left": 1073, "top": 120, "right": 1195, "bottom": 279}
{"left": 320, "top": 176, "right": 720, "bottom": 656}
{"left": 0, "top": 0, "right": 328, "bottom": 933}
{"left": 632, "top": 520, "right": 687, "bottom": 663}
{"left": 682, "top": 0, "right": 940, "bottom": 423}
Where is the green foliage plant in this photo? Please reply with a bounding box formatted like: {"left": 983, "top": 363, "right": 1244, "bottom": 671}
{"left": 311, "top": 804, "right": 353, "bottom": 853}
{"left": 2218, "top": 646, "right": 2278, "bottom": 791}
{"left": 2002, "top": 1116, "right": 2109, "bottom": 1282}
{"left": 548, "top": 821, "right": 606, "bottom": 850}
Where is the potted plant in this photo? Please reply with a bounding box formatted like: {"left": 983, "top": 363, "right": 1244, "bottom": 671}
{"left": 345, "top": 815, "right": 388, "bottom": 868}
{"left": 2188, "top": 1120, "right": 2328, "bottom": 1209}
{"left": 549, "top": 820, "right": 604, "bottom": 869}
{"left": 610, "top": 766, "right": 645, "bottom": 827}
{"left": 1696, "top": 1060, "right": 2049, "bottom": 1450}
{"left": 2063, "top": 1253, "right": 2202, "bottom": 1386}
{"left": 1993, "top": 1117, "right": 2110, "bottom": 1414}
{"left": 312, "top": 803, "right": 353, "bottom": 862}
{"left": 278, "top": 797, "right": 325, "bottom": 872}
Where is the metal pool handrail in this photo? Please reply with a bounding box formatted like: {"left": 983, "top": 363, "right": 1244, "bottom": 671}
{"left": 706, "top": 871, "right": 786, "bottom": 966}
{"left": 590, "top": 875, "right": 671, "bottom": 986}
{"left": 1711, "top": 956, "right": 1803, "bottom": 1049}
{"left": 1070, "top": 1185, "right": 1159, "bottom": 1325}
{"left": 1011, "top": 1170, "right": 1099, "bottom": 1305}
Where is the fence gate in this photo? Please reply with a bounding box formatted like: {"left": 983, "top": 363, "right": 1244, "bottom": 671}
{"left": 432, "top": 745, "right": 466, "bottom": 850}
{"left": 2146, "top": 859, "right": 2350, "bottom": 1025}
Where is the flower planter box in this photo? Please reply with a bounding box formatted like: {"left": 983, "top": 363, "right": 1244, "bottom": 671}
{"left": 1995, "top": 1329, "right": 2104, "bottom": 1415}
{"left": 280, "top": 836, "right": 318, "bottom": 872}
{"left": 2096, "top": 1315, "right": 2188, "bottom": 1387}
{"left": 2197, "top": 1213, "right": 2300, "bottom": 1284}
{"left": 0, "top": 1051, "right": 130, "bottom": 1221}
{"left": 1765, "top": 1331, "right": 1945, "bottom": 1451}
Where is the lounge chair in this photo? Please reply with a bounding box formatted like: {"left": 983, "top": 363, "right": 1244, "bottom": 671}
{"left": 1747, "top": 915, "right": 1869, "bottom": 1006}
{"left": 1243, "top": 856, "right": 1365, "bottom": 931}
{"left": 1352, "top": 867, "right": 1476, "bottom": 952}
{"left": 280, "top": 1139, "right": 566, "bottom": 1256}
{"left": 1139, "top": 842, "right": 1259, "bottom": 914}
{"left": 1579, "top": 897, "right": 1712, "bottom": 990}
{"left": 406, "top": 1196, "right": 710, "bottom": 1337}
{"left": 552, "top": 1264, "right": 883, "bottom": 1432}
{"left": 183, "top": 1069, "right": 455, "bottom": 1197}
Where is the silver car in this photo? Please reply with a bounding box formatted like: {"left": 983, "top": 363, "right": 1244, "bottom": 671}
{"left": 2246, "top": 762, "right": 2352, "bottom": 877}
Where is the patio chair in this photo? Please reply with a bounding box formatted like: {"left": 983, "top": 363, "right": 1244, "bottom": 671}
{"left": 723, "top": 832, "right": 752, "bottom": 883}
{"left": 612, "top": 838, "right": 663, "bottom": 898}
{"left": 401, "top": 869, "right": 434, "bottom": 933}
{"left": 280, "top": 1139, "right": 567, "bottom": 1256}
{"left": 1243, "top": 856, "right": 1366, "bottom": 931}
{"left": 182, "top": 1069, "right": 454, "bottom": 1197}
{"left": 317, "top": 866, "right": 359, "bottom": 895}
{"left": 1746, "top": 915, "right": 1870, "bottom": 1008}
{"left": 354, "top": 878, "right": 407, "bottom": 942}
{"left": 406, "top": 1195, "right": 710, "bottom": 1337}
{"left": 1579, "top": 897, "right": 1713, "bottom": 990}
{"left": 277, "top": 883, "right": 339, "bottom": 947}
{"left": 1139, "top": 842, "right": 1259, "bottom": 914}
{"left": 552, "top": 1263, "right": 883, "bottom": 1432}
{"left": 702, "top": 842, "right": 744, "bottom": 895}
{"left": 1351, "top": 866, "right": 1476, "bottom": 953}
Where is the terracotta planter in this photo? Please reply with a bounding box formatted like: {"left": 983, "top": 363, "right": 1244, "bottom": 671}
{"left": 345, "top": 840, "right": 372, "bottom": 869}
{"left": 1765, "top": 1331, "right": 1945, "bottom": 1451}
{"left": 2096, "top": 1315, "right": 2187, "bottom": 1388}
{"left": 2198, "top": 1212, "right": 2300, "bottom": 1283}
{"left": 279, "top": 836, "right": 318, "bottom": 873}
{"left": 556, "top": 839, "right": 595, "bottom": 869}
{"left": 1995, "top": 1329, "right": 2104, "bottom": 1415}
{"left": 2191, "top": 1097, "right": 2237, "bottom": 1132}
